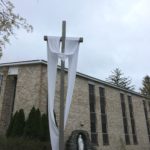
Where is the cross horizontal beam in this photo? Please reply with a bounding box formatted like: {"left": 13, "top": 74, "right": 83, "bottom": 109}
{"left": 44, "top": 36, "right": 83, "bottom": 43}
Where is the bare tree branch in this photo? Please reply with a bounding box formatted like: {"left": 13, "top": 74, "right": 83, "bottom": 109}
{"left": 0, "top": 0, "right": 33, "bottom": 57}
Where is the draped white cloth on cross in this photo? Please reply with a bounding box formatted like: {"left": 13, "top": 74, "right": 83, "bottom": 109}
{"left": 47, "top": 36, "right": 80, "bottom": 150}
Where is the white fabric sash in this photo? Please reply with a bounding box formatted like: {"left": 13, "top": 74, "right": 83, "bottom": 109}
{"left": 47, "top": 36, "right": 80, "bottom": 150}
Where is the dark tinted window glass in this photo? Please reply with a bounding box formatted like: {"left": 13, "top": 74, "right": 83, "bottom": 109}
{"left": 125, "top": 134, "right": 130, "bottom": 145}
{"left": 133, "top": 134, "right": 138, "bottom": 145}
{"left": 101, "top": 105, "right": 105, "bottom": 114}
{"left": 128, "top": 96, "right": 138, "bottom": 144}
{"left": 120, "top": 93, "right": 130, "bottom": 145}
{"left": 99, "top": 87, "right": 109, "bottom": 145}
{"left": 0, "top": 75, "right": 3, "bottom": 93}
{"left": 91, "top": 133, "right": 98, "bottom": 144}
{"left": 143, "top": 100, "right": 150, "bottom": 142}
{"left": 89, "top": 84, "right": 98, "bottom": 145}
{"left": 103, "top": 134, "right": 109, "bottom": 145}
{"left": 100, "top": 87, "right": 105, "bottom": 97}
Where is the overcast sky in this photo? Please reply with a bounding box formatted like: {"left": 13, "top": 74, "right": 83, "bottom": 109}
{"left": 1, "top": 0, "right": 150, "bottom": 91}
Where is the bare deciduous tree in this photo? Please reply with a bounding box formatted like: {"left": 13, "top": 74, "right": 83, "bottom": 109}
{"left": 0, "top": 0, "right": 33, "bottom": 57}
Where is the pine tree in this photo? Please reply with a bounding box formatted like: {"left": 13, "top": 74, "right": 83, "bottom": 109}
{"left": 40, "top": 114, "right": 50, "bottom": 141}
{"left": 140, "top": 75, "right": 150, "bottom": 97}
{"left": 6, "top": 109, "right": 25, "bottom": 137}
{"left": 16, "top": 109, "right": 25, "bottom": 136}
{"left": 24, "top": 106, "right": 36, "bottom": 138}
{"left": 6, "top": 111, "right": 18, "bottom": 137}
{"left": 24, "top": 107, "right": 41, "bottom": 139}
{"left": 106, "top": 68, "right": 134, "bottom": 90}
{"left": 34, "top": 108, "right": 41, "bottom": 138}
{"left": 11, "top": 109, "right": 25, "bottom": 137}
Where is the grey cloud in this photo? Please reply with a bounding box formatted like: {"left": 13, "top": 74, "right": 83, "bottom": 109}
{"left": 1, "top": 0, "right": 150, "bottom": 91}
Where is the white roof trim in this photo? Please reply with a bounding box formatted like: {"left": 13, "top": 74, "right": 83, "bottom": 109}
{"left": 0, "top": 60, "right": 47, "bottom": 67}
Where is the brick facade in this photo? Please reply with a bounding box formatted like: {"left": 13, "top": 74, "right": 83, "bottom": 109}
{"left": 0, "top": 60, "right": 150, "bottom": 150}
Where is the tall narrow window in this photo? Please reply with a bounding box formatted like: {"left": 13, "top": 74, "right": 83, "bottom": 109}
{"left": 128, "top": 96, "right": 138, "bottom": 144}
{"left": 99, "top": 87, "right": 109, "bottom": 145}
{"left": 89, "top": 84, "right": 98, "bottom": 145}
{"left": 0, "top": 74, "right": 3, "bottom": 93}
{"left": 143, "top": 100, "right": 150, "bottom": 142}
{"left": 11, "top": 76, "right": 17, "bottom": 114}
{"left": 148, "top": 101, "right": 150, "bottom": 112}
{"left": 120, "top": 93, "right": 130, "bottom": 145}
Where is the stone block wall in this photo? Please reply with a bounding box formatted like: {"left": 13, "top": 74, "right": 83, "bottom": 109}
{"left": 0, "top": 67, "right": 8, "bottom": 120}
{"left": 87, "top": 82, "right": 150, "bottom": 150}
{"left": 13, "top": 64, "right": 43, "bottom": 116}
{"left": 0, "top": 63, "right": 149, "bottom": 150}
{"left": 52, "top": 71, "right": 150, "bottom": 150}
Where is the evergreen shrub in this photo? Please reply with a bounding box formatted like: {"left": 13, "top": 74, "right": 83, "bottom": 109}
{"left": 12, "top": 109, "right": 25, "bottom": 137}
{"left": 6, "top": 111, "right": 18, "bottom": 137}
{"left": 41, "top": 114, "right": 50, "bottom": 141}
{"left": 6, "top": 106, "right": 50, "bottom": 142}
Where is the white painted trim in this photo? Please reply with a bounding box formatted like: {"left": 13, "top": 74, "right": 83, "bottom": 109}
{"left": 8, "top": 67, "right": 18, "bottom": 75}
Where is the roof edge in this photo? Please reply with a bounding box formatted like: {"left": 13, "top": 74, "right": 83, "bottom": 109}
{"left": 0, "top": 60, "right": 149, "bottom": 99}
{"left": 0, "top": 60, "right": 47, "bottom": 67}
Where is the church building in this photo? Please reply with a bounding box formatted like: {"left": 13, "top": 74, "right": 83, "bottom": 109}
{"left": 0, "top": 60, "right": 150, "bottom": 150}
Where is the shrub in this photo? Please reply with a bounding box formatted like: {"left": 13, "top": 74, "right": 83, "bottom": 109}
{"left": 34, "top": 108, "right": 42, "bottom": 138}
{"left": 6, "top": 107, "right": 51, "bottom": 144}
{"left": 6, "top": 109, "right": 25, "bottom": 137}
{"left": 24, "top": 107, "right": 42, "bottom": 139}
{"left": 6, "top": 111, "right": 18, "bottom": 137}
{"left": 12, "top": 109, "right": 25, "bottom": 137}
{"left": 41, "top": 114, "right": 50, "bottom": 141}
{"left": 24, "top": 106, "right": 36, "bottom": 138}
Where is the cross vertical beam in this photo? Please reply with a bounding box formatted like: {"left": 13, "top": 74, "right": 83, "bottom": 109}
{"left": 59, "top": 20, "right": 66, "bottom": 150}
{"left": 43, "top": 21, "right": 83, "bottom": 150}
